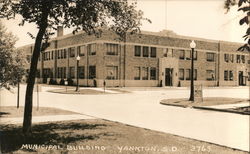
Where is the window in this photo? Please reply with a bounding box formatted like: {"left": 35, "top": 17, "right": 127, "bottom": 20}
{"left": 88, "top": 66, "right": 96, "bottom": 79}
{"left": 106, "top": 66, "right": 118, "bottom": 80}
{"left": 51, "top": 51, "right": 54, "bottom": 60}
{"left": 248, "top": 72, "right": 250, "bottom": 81}
{"left": 230, "top": 54, "right": 234, "bottom": 63}
{"left": 134, "top": 67, "right": 140, "bottom": 80}
{"left": 60, "top": 50, "right": 64, "bottom": 59}
{"left": 134, "top": 46, "right": 141, "bottom": 57}
{"left": 69, "top": 47, "right": 75, "bottom": 57}
{"left": 179, "top": 50, "right": 185, "bottom": 59}
{"left": 36, "top": 69, "right": 40, "bottom": 78}
{"left": 77, "top": 46, "right": 85, "bottom": 56}
{"left": 236, "top": 55, "right": 241, "bottom": 63}
{"left": 193, "top": 51, "right": 197, "bottom": 60}
{"left": 224, "top": 54, "right": 229, "bottom": 62}
{"left": 185, "top": 50, "right": 191, "bottom": 60}
{"left": 229, "top": 71, "right": 233, "bottom": 81}
{"left": 150, "top": 67, "right": 157, "bottom": 80}
{"left": 224, "top": 70, "right": 228, "bottom": 81}
{"left": 88, "top": 44, "right": 96, "bottom": 55}
{"left": 69, "top": 67, "right": 75, "bottom": 78}
{"left": 63, "top": 49, "right": 67, "bottom": 59}
{"left": 106, "top": 43, "right": 118, "bottom": 55}
{"left": 150, "top": 47, "right": 157, "bottom": 58}
{"left": 241, "top": 55, "right": 245, "bottom": 63}
{"left": 207, "top": 52, "right": 215, "bottom": 62}
{"left": 57, "top": 67, "right": 66, "bottom": 78}
{"left": 142, "top": 67, "right": 148, "bottom": 80}
{"left": 179, "top": 69, "right": 184, "bottom": 80}
{"left": 248, "top": 60, "right": 250, "bottom": 64}
{"left": 78, "top": 66, "right": 85, "bottom": 79}
{"left": 194, "top": 69, "right": 197, "bottom": 80}
{"left": 143, "top": 46, "right": 149, "bottom": 57}
{"left": 163, "top": 48, "right": 168, "bottom": 57}
{"left": 206, "top": 70, "right": 215, "bottom": 80}
{"left": 186, "top": 69, "right": 191, "bottom": 80}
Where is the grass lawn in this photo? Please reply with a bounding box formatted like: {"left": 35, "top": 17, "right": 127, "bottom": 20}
{"left": 0, "top": 106, "right": 78, "bottom": 118}
{"left": 0, "top": 119, "right": 247, "bottom": 154}
{"left": 160, "top": 97, "right": 248, "bottom": 107}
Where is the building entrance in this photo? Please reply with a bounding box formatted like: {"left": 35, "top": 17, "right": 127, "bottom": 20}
{"left": 165, "top": 68, "right": 173, "bottom": 86}
{"left": 238, "top": 71, "right": 244, "bottom": 86}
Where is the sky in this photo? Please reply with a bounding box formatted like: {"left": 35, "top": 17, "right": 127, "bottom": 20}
{"left": 1, "top": 0, "right": 247, "bottom": 47}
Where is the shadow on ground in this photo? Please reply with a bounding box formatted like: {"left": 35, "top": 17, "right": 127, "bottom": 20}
{"left": 0, "top": 122, "right": 108, "bottom": 153}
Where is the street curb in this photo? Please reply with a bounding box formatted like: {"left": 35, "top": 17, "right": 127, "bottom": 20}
{"left": 159, "top": 102, "right": 189, "bottom": 108}
{"left": 160, "top": 102, "right": 250, "bottom": 115}
{"left": 193, "top": 106, "right": 250, "bottom": 115}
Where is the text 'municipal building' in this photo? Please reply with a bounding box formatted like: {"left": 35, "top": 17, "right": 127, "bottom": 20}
{"left": 20, "top": 28, "right": 250, "bottom": 87}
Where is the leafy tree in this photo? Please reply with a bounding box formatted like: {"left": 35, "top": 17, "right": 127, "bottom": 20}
{"left": 0, "top": 0, "right": 149, "bottom": 135}
{"left": 0, "top": 20, "right": 27, "bottom": 89}
{"left": 224, "top": 0, "right": 250, "bottom": 51}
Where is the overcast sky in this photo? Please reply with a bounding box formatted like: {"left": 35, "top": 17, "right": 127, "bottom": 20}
{"left": 1, "top": 0, "right": 246, "bottom": 47}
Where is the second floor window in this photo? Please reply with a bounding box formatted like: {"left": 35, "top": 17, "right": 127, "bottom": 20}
{"left": 179, "top": 50, "right": 185, "bottom": 59}
{"left": 69, "top": 47, "right": 75, "bottom": 57}
{"left": 143, "top": 47, "right": 149, "bottom": 57}
{"left": 207, "top": 52, "right": 215, "bottom": 62}
{"left": 134, "top": 46, "right": 141, "bottom": 57}
{"left": 77, "top": 46, "right": 85, "bottom": 56}
{"left": 224, "top": 54, "right": 229, "bottom": 62}
{"left": 150, "top": 47, "right": 157, "bottom": 58}
{"left": 106, "top": 43, "right": 118, "bottom": 55}
{"left": 88, "top": 44, "right": 96, "bottom": 55}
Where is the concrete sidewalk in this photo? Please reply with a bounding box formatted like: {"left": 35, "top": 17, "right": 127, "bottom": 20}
{"left": 0, "top": 114, "right": 96, "bottom": 125}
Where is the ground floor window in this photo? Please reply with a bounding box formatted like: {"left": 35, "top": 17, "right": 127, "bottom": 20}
{"left": 186, "top": 69, "right": 191, "bottom": 80}
{"left": 206, "top": 70, "right": 215, "bottom": 81}
{"left": 248, "top": 72, "right": 250, "bottom": 81}
{"left": 229, "top": 71, "right": 233, "bottom": 81}
{"left": 142, "top": 67, "right": 148, "bottom": 80}
{"left": 106, "top": 66, "right": 118, "bottom": 80}
{"left": 57, "top": 67, "right": 66, "bottom": 78}
{"left": 134, "top": 67, "right": 140, "bottom": 80}
{"left": 179, "top": 69, "right": 184, "bottom": 80}
{"left": 224, "top": 70, "right": 233, "bottom": 81}
{"left": 224, "top": 70, "right": 228, "bottom": 81}
{"left": 69, "top": 67, "right": 75, "bottom": 78}
{"left": 78, "top": 66, "right": 85, "bottom": 79}
{"left": 150, "top": 67, "right": 157, "bottom": 80}
{"left": 88, "top": 66, "right": 96, "bottom": 79}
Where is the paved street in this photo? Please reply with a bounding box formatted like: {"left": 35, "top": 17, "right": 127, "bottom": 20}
{"left": 0, "top": 85, "right": 249, "bottom": 152}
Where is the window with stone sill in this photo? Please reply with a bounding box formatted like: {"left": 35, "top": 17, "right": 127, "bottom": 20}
{"left": 106, "top": 43, "right": 118, "bottom": 56}
{"left": 134, "top": 66, "right": 140, "bottom": 80}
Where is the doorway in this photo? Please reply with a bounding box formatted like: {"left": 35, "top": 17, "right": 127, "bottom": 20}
{"left": 165, "top": 68, "right": 173, "bottom": 86}
{"left": 238, "top": 71, "right": 244, "bottom": 86}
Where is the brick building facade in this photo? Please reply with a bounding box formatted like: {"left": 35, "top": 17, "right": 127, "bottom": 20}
{"left": 20, "top": 29, "right": 250, "bottom": 87}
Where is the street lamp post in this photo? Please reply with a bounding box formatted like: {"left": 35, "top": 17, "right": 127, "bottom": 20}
{"left": 76, "top": 55, "right": 81, "bottom": 92}
{"left": 189, "top": 40, "right": 196, "bottom": 101}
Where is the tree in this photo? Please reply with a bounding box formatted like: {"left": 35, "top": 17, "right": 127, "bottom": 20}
{"left": 224, "top": 0, "right": 250, "bottom": 51}
{"left": 0, "top": 20, "right": 27, "bottom": 90}
{"left": 0, "top": 0, "right": 149, "bottom": 135}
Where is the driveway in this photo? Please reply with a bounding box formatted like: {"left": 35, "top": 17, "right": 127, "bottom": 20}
{"left": 1, "top": 85, "right": 249, "bottom": 152}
